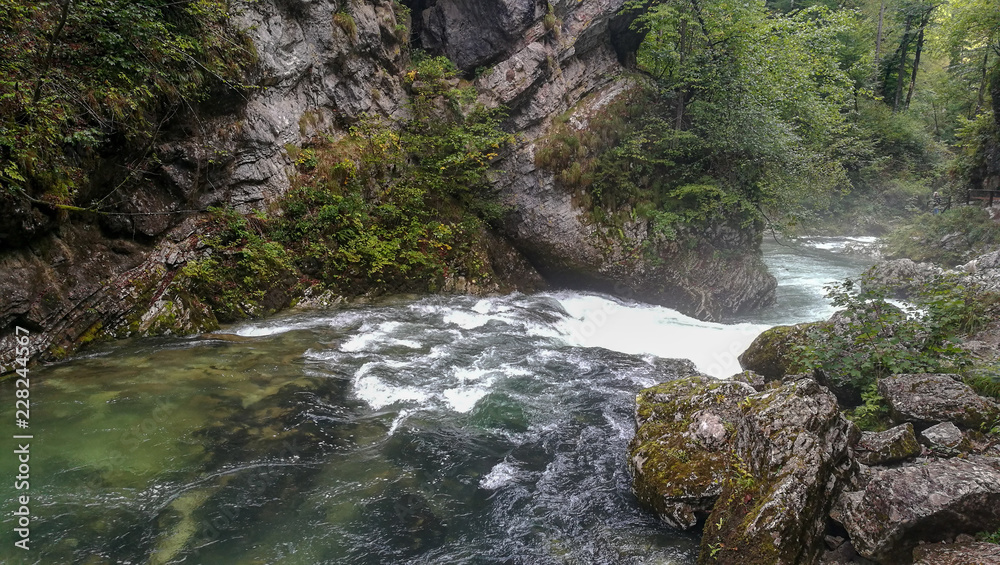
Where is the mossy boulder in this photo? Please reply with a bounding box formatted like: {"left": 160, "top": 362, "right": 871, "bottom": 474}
{"left": 697, "top": 378, "right": 857, "bottom": 565}
{"left": 629, "top": 376, "right": 755, "bottom": 529}
{"left": 738, "top": 323, "right": 817, "bottom": 380}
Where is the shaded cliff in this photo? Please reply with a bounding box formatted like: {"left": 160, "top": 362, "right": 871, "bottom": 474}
{"left": 0, "top": 0, "right": 775, "bottom": 370}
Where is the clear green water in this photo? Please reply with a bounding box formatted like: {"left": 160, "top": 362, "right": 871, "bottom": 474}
{"left": 0, "top": 239, "right": 872, "bottom": 564}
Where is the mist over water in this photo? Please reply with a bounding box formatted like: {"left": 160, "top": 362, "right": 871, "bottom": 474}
{"left": 0, "top": 238, "right": 873, "bottom": 564}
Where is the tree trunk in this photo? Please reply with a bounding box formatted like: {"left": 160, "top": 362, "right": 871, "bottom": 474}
{"left": 905, "top": 9, "right": 932, "bottom": 110}
{"left": 973, "top": 51, "right": 990, "bottom": 118}
{"left": 874, "top": 0, "right": 886, "bottom": 76}
{"left": 31, "top": 0, "right": 73, "bottom": 105}
{"left": 893, "top": 15, "right": 912, "bottom": 113}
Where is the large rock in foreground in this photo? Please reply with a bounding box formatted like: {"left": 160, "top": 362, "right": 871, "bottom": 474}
{"left": 697, "top": 377, "right": 857, "bottom": 565}
{"left": 629, "top": 376, "right": 755, "bottom": 529}
{"left": 836, "top": 457, "right": 1000, "bottom": 564}
{"left": 878, "top": 373, "right": 1000, "bottom": 430}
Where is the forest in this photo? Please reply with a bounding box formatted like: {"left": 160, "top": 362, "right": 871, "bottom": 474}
{"left": 2, "top": 0, "right": 997, "bottom": 234}
{"left": 611, "top": 0, "right": 1000, "bottom": 238}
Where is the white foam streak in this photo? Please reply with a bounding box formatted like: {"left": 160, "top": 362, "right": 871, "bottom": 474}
{"left": 543, "top": 293, "right": 768, "bottom": 378}
{"left": 480, "top": 460, "right": 521, "bottom": 490}
{"left": 354, "top": 376, "right": 430, "bottom": 410}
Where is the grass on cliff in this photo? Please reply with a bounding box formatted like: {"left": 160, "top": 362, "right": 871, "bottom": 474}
{"left": 884, "top": 206, "right": 1000, "bottom": 266}
{"left": 180, "top": 55, "right": 514, "bottom": 319}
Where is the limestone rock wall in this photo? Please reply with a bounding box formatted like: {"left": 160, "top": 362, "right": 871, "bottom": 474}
{"left": 0, "top": 0, "right": 775, "bottom": 369}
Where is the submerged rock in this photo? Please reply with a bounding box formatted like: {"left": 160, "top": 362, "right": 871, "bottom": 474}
{"left": 697, "top": 378, "right": 857, "bottom": 565}
{"left": 836, "top": 457, "right": 1000, "bottom": 564}
{"left": 628, "top": 376, "right": 755, "bottom": 530}
{"left": 878, "top": 373, "right": 1000, "bottom": 430}
{"left": 854, "top": 423, "right": 921, "bottom": 466}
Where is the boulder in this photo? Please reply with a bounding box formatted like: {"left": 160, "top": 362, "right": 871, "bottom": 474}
{"left": 629, "top": 376, "right": 755, "bottom": 529}
{"left": 854, "top": 423, "right": 921, "bottom": 466}
{"left": 912, "top": 541, "right": 1000, "bottom": 565}
{"left": 738, "top": 323, "right": 815, "bottom": 380}
{"left": 878, "top": 373, "right": 1000, "bottom": 430}
{"left": 919, "top": 422, "right": 971, "bottom": 454}
{"left": 863, "top": 259, "right": 944, "bottom": 299}
{"left": 697, "top": 378, "right": 857, "bottom": 565}
{"left": 836, "top": 457, "right": 1000, "bottom": 564}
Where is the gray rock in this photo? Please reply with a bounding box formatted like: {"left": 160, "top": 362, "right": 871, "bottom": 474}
{"left": 962, "top": 249, "right": 1000, "bottom": 273}
{"left": 629, "top": 376, "right": 755, "bottom": 530}
{"left": 919, "top": 421, "right": 971, "bottom": 453}
{"left": 698, "top": 378, "right": 857, "bottom": 564}
{"left": 878, "top": 373, "right": 1000, "bottom": 430}
{"left": 912, "top": 541, "right": 1000, "bottom": 565}
{"left": 837, "top": 457, "right": 1000, "bottom": 564}
{"left": 855, "top": 423, "right": 921, "bottom": 466}
{"left": 862, "top": 258, "right": 943, "bottom": 298}
{"left": 731, "top": 370, "right": 767, "bottom": 391}
{"left": 418, "top": 0, "right": 537, "bottom": 71}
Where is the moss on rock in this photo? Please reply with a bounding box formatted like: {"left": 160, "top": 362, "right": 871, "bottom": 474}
{"left": 738, "top": 323, "right": 818, "bottom": 380}
{"left": 629, "top": 376, "right": 755, "bottom": 529}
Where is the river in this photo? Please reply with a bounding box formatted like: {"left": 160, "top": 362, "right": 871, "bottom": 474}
{"left": 0, "top": 236, "right": 875, "bottom": 564}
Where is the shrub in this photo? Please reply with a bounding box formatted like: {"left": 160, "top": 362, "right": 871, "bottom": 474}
{"left": 885, "top": 206, "right": 1000, "bottom": 266}
{"left": 793, "top": 274, "right": 981, "bottom": 408}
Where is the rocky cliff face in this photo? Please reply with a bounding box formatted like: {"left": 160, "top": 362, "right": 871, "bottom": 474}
{"left": 0, "top": 0, "right": 775, "bottom": 369}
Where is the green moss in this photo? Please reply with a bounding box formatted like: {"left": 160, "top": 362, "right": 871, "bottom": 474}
{"left": 333, "top": 11, "right": 357, "bottom": 39}
{"left": 740, "top": 323, "right": 815, "bottom": 379}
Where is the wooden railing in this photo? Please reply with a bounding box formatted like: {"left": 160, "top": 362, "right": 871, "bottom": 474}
{"left": 967, "top": 189, "right": 1000, "bottom": 207}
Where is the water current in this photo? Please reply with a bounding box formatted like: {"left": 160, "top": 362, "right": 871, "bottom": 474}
{"left": 0, "top": 236, "right": 875, "bottom": 564}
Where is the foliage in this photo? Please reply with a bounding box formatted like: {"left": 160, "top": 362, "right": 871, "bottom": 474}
{"left": 978, "top": 526, "right": 1000, "bottom": 545}
{"left": 0, "top": 0, "right": 254, "bottom": 202}
{"left": 847, "top": 383, "right": 892, "bottom": 431}
{"left": 793, "top": 274, "right": 980, "bottom": 398}
{"left": 965, "top": 368, "right": 1000, "bottom": 402}
{"left": 885, "top": 206, "right": 1000, "bottom": 265}
{"left": 180, "top": 208, "right": 299, "bottom": 321}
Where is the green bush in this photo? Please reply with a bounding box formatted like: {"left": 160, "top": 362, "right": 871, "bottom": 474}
{"left": 885, "top": 206, "right": 1000, "bottom": 266}
{"left": 180, "top": 208, "right": 299, "bottom": 321}
{"left": 0, "top": 0, "right": 254, "bottom": 202}
{"left": 793, "top": 274, "right": 981, "bottom": 412}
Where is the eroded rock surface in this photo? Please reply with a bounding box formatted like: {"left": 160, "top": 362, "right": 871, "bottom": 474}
{"left": 837, "top": 457, "right": 1000, "bottom": 564}
{"left": 854, "top": 423, "right": 921, "bottom": 466}
{"left": 919, "top": 422, "right": 971, "bottom": 454}
{"left": 698, "top": 378, "right": 857, "bottom": 565}
{"left": 629, "top": 376, "right": 755, "bottom": 529}
{"left": 878, "top": 373, "right": 1000, "bottom": 430}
